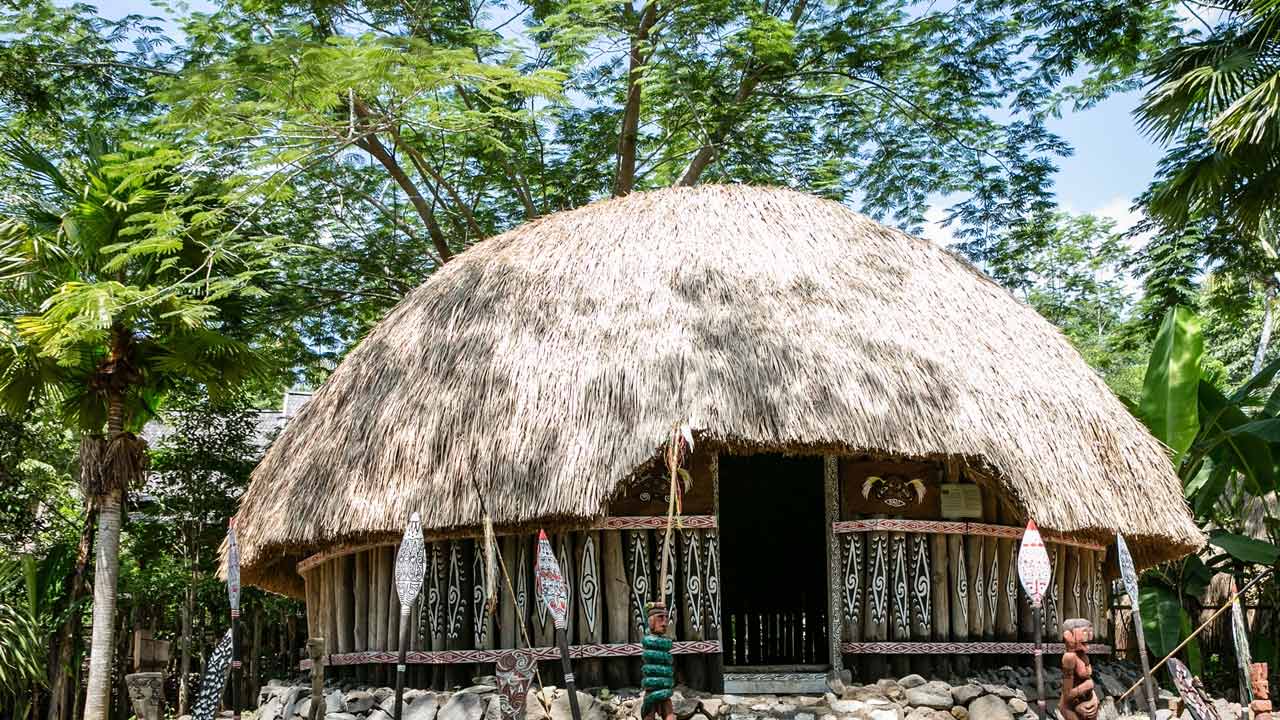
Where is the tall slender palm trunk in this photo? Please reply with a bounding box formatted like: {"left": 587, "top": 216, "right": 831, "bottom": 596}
{"left": 82, "top": 395, "right": 126, "bottom": 720}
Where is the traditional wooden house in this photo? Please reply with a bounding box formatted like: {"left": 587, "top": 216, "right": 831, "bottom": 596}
{"left": 229, "top": 185, "right": 1203, "bottom": 693}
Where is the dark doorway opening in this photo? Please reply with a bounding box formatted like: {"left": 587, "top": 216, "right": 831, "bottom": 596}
{"left": 719, "top": 454, "right": 829, "bottom": 669}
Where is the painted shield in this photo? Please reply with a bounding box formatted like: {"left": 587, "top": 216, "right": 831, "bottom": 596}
{"left": 495, "top": 649, "right": 536, "bottom": 720}
{"left": 1017, "top": 520, "right": 1051, "bottom": 605}
{"left": 1116, "top": 533, "right": 1140, "bottom": 606}
{"left": 395, "top": 512, "right": 427, "bottom": 610}
{"left": 536, "top": 530, "right": 568, "bottom": 629}
{"left": 226, "top": 520, "right": 241, "bottom": 614}
{"left": 193, "top": 629, "right": 234, "bottom": 720}
{"left": 1169, "top": 657, "right": 1219, "bottom": 720}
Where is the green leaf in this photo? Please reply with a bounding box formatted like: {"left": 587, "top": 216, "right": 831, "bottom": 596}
{"left": 1208, "top": 530, "right": 1280, "bottom": 565}
{"left": 1138, "top": 306, "right": 1203, "bottom": 462}
{"left": 1227, "top": 418, "right": 1280, "bottom": 442}
{"left": 1180, "top": 609, "right": 1203, "bottom": 676}
{"left": 1199, "top": 383, "right": 1276, "bottom": 493}
{"left": 1139, "top": 584, "right": 1185, "bottom": 659}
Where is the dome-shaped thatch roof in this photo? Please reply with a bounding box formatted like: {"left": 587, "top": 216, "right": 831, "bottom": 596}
{"left": 234, "top": 184, "right": 1202, "bottom": 596}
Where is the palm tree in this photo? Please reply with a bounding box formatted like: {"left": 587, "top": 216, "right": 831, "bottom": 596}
{"left": 1137, "top": 0, "right": 1280, "bottom": 236}
{"left": 0, "top": 136, "right": 275, "bottom": 720}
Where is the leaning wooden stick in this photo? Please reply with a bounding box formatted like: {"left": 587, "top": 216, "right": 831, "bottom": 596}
{"left": 1018, "top": 521, "right": 1050, "bottom": 720}
{"left": 1119, "top": 568, "right": 1274, "bottom": 702}
{"left": 394, "top": 513, "right": 426, "bottom": 720}
{"left": 537, "top": 530, "right": 581, "bottom": 720}
{"left": 1116, "top": 533, "right": 1158, "bottom": 718}
{"left": 227, "top": 519, "right": 242, "bottom": 720}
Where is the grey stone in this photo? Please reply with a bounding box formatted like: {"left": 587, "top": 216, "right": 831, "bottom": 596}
{"left": 671, "top": 698, "right": 699, "bottom": 720}
{"left": 900, "top": 676, "right": 928, "bottom": 690}
{"left": 722, "top": 696, "right": 749, "bottom": 707}
{"left": 439, "top": 692, "right": 484, "bottom": 720}
{"left": 374, "top": 689, "right": 395, "bottom": 703}
{"left": 322, "top": 690, "right": 347, "bottom": 715}
{"left": 346, "top": 691, "right": 376, "bottom": 715}
{"left": 526, "top": 691, "right": 550, "bottom": 720}
{"left": 905, "top": 707, "right": 933, "bottom": 720}
{"left": 904, "top": 683, "right": 953, "bottom": 710}
{"left": 831, "top": 700, "right": 867, "bottom": 714}
{"left": 461, "top": 686, "right": 498, "bottom": 696}
{"left": 702, "top": 700, "right": 724, "bottom": 717}
{"left": 950, "top": 708, "right": 967, "bottom": 720}
{"left": 1007, "top": 699, "right": 1027, "bottom": 715}
{"left": 797, "top": 714, "right": 816, "bottom": 720}
{"left": 966, "top": 696, "right": 1013, "bottom": 720}
{"left": 951, "top": 686, "right": 983, "bottom": 706}
{"left": 979, "top": 686, "right": 1016, "bottom": 701}
{"left": 405, "top": 694, "right": 441, "bottom": 720}
{"left": 551, "top": 691, "right": 605, "bottom": 720}
{"left": 325, "top": 714, "right": 358, "bottom": 720}
{"left": 259, "top": 697, "right": 284, "bottom": 720}
{"left": 796, "top": 697, "right": 824, "bottom": 708}
{"left": 1096, "top": 673, "right": 1126, "bottom": 698}
{"left": 368, "top": 710, "right": 393, "bottom": 720}
{"left": 296, "top": 698, "right": 312, "bottom": 718}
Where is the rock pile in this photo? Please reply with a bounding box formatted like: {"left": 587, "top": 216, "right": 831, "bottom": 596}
{"left": 239, "top": 661, "right": 1240, "bottom": 720}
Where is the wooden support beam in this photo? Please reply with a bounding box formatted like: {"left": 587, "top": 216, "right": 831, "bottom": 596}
{"left": 374, "top": 547, "right": 390, "bottom": 651}
{"left": 602, "top": 530, "right": 630, "bottom": 687}
{"left": 983, "top": 536, "right": 998, "bottom": 642}
{"left": 995, "top": 539, "right": 1017, "bottom": 641}
{"left": 354, "top": 551, "right": 368, "bottom": 652}
{"left": 1063, "top": 547, "right": 1081, "bottom": 623}
{"left": 499, "top": 536, "right": 519, "bottom": 651}
{"left": 929, "top": 533, "right": 950, "bottom": 677}
{"left": 949, "top": 532, "right": 970, "bottom": 675}
{"left": 577, "top": 530, "right": 604, "bottom": 687}
{"left": 864, "top": 527, "right": 889, "bottom": 679}
{"left": 908, "top": 533, "right": 932, "bottom": 676}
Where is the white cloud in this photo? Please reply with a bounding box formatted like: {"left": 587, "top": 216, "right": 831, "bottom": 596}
{"left": 922, "top": 205, "right": 957, "bottom": 247}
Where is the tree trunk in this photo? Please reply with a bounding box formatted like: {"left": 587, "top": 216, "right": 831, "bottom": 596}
{"left": 179, "top": 578, "right": 193, "bottom": 716}
{"left": 1253, "top": 285, "right": 1276, "bottom": 376}
{"left": 82, "top": 393, "right": 127, "bottom": 720}
{"left": 614, "top": 2, "right": 659, "bottom": 196}
{"left": 47, "top": 514, "right": 95, "bottom": 720}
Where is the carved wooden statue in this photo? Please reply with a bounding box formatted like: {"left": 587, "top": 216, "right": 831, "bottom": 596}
{"left": 640, "top": 603, "right": 675, "bottom": 720}
{"left": 1252, "top": 663, "right": 1272, "bottom": 720}
{"left": 1058, "top": 618, "right": 1100, "bottom": 720}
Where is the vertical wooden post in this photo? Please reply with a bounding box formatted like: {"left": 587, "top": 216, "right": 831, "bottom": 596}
{"left": 627, "top": 530, "right": 652, "bottom": 683}
{"left": 374, "top": 548, "right": 390, "bottom": 651}
{"left": 602, "top": 530, "right": 630, "bottom": 687}
{"left": 354, "top": 552, "right": 368, "bottom": 652}
{"left": 1048, "top": 545, "right": 1064, "bottom": 636}
{"left": 1063, "top": 548, "right": 1081, "bottom": 622}
{"left": 473, "top": 543, "right": 494, "bottom": 652}
{"left": 948, "top": 532, "right": 969, "bottom": 676}
{"left": 929, "top": 532, "right": 950, "bottom": 677}
{"left": 996, "top": 539, "right": 1016, "bottom": 640}
{"left": 445, "top": 539, "right": 472, "bottom": 688}
{"left": 983, "top": 536, "right": 998, "bottom": 643}
{"left": 324, "top": 561, "right": 339, "bottom": 654}
{"left": 966, "top": 535, "right": 985, "bottom": 648}
{"left": 888, "top": 531, "right": 910, "bottom": 676}
{"left": 864, "top": 525, "right": 889, "bottom": 679}
{"left": 304, "top": 570, "right": 320, "bottom": 640}
{"left": 823, "top": 457, "right": 843, "bottom": 679}
{"left": 577, "top": 531, "right": 604, "bottom": 687}
{"left": 338, "top": 556, "right": 355, "bottom": 654}
{"left": 500, "top": 535, "right": 519, "bottom": 650}
{"left": 388, "top": 557, "right": 401, "bottom": 653}
{"left": 842, "top": 534, "right": 865, "bottom": 646}
{"left": 679, "top": 529, "right": 707, "bottom": 689}
{"left": 908, "top": 533, "right": 932, "bottom": 675}
{"left": 704, "top": 528, "right": 723, "bottom": 691}
{"left": 307, "top": 638, "right": 325, "bottom": 720}
{"left": 428, "top": 542, "right": 447, "bottom": 690}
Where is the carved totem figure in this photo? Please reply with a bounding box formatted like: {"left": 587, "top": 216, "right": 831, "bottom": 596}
{"left": 1252, "top": 663, "right": 1272, "bottom": 720}
{"left": 640, "top": 604, "right": 675, "bottom": 720}
{"left": 1058, "top": 618, "right": 1100, "bottom": 720}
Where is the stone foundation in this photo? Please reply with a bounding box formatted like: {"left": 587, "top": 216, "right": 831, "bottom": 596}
{"left": 240, "top": 662, "right": 1241, "bottom": 720}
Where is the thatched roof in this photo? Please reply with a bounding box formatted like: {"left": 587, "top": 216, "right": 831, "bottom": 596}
{"left": 233, "top": 184, "right": 1203, "bottom": 597}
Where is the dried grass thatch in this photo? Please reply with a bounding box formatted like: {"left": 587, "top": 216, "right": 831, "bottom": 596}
{"left": 233, "top": 184, "right": 1203, "bottom": 596}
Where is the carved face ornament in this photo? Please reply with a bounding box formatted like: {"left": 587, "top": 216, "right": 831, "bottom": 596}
{"left": 862, "top": 475, "right": 927, "bottom": 508}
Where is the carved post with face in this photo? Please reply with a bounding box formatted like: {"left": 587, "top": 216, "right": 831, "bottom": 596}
{"left": 1252, "top": 664, "right": 1272, "bottom": 720}
{"left": 641, "top": 604, "right": 676, "bottom": 720}
{"left": 1058, "top": 619, "right": 1100, "bottom": 720}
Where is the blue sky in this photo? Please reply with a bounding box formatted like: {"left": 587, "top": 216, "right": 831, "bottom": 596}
{"left": 92, "top": 0, "right": 1168, "bottom": 244}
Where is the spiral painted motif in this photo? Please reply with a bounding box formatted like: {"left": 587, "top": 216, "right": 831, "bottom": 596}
{"left": 579, "top": 534, "right": 599, "bottom": 635}
{"left": 869, "top": 534, "right": 888, "bottom": 625}
{"left": 911, "top": 535, "right": 930, "bottom": 633}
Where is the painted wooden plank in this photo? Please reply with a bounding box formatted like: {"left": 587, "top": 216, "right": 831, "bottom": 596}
{"left": 354, "top": 551, "right": 368, "bottom": 652}
{"left": 995, "top": 539, "right": 1016, "bottom": 641}
{"left": 842, "top": 533, "right": 865, "bottom": 643}
{"left": 966, "top": 535, "right": 985, "bottom": 639}
{"left": 577, "top": 530, "right": 604, "bottom": 686}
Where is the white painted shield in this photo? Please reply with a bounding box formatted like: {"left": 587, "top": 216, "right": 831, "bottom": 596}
{"left": 395, "top": 512, "right": 427, "bottom": 609}
{"left": 1017, "top": 520, "right": 1051, "bottom": 606}
{"left": 536, "top": 530, "right": 568, "bottom": 629}
{"left": 226, "top": 520, "right": 241, "bottom": 613}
